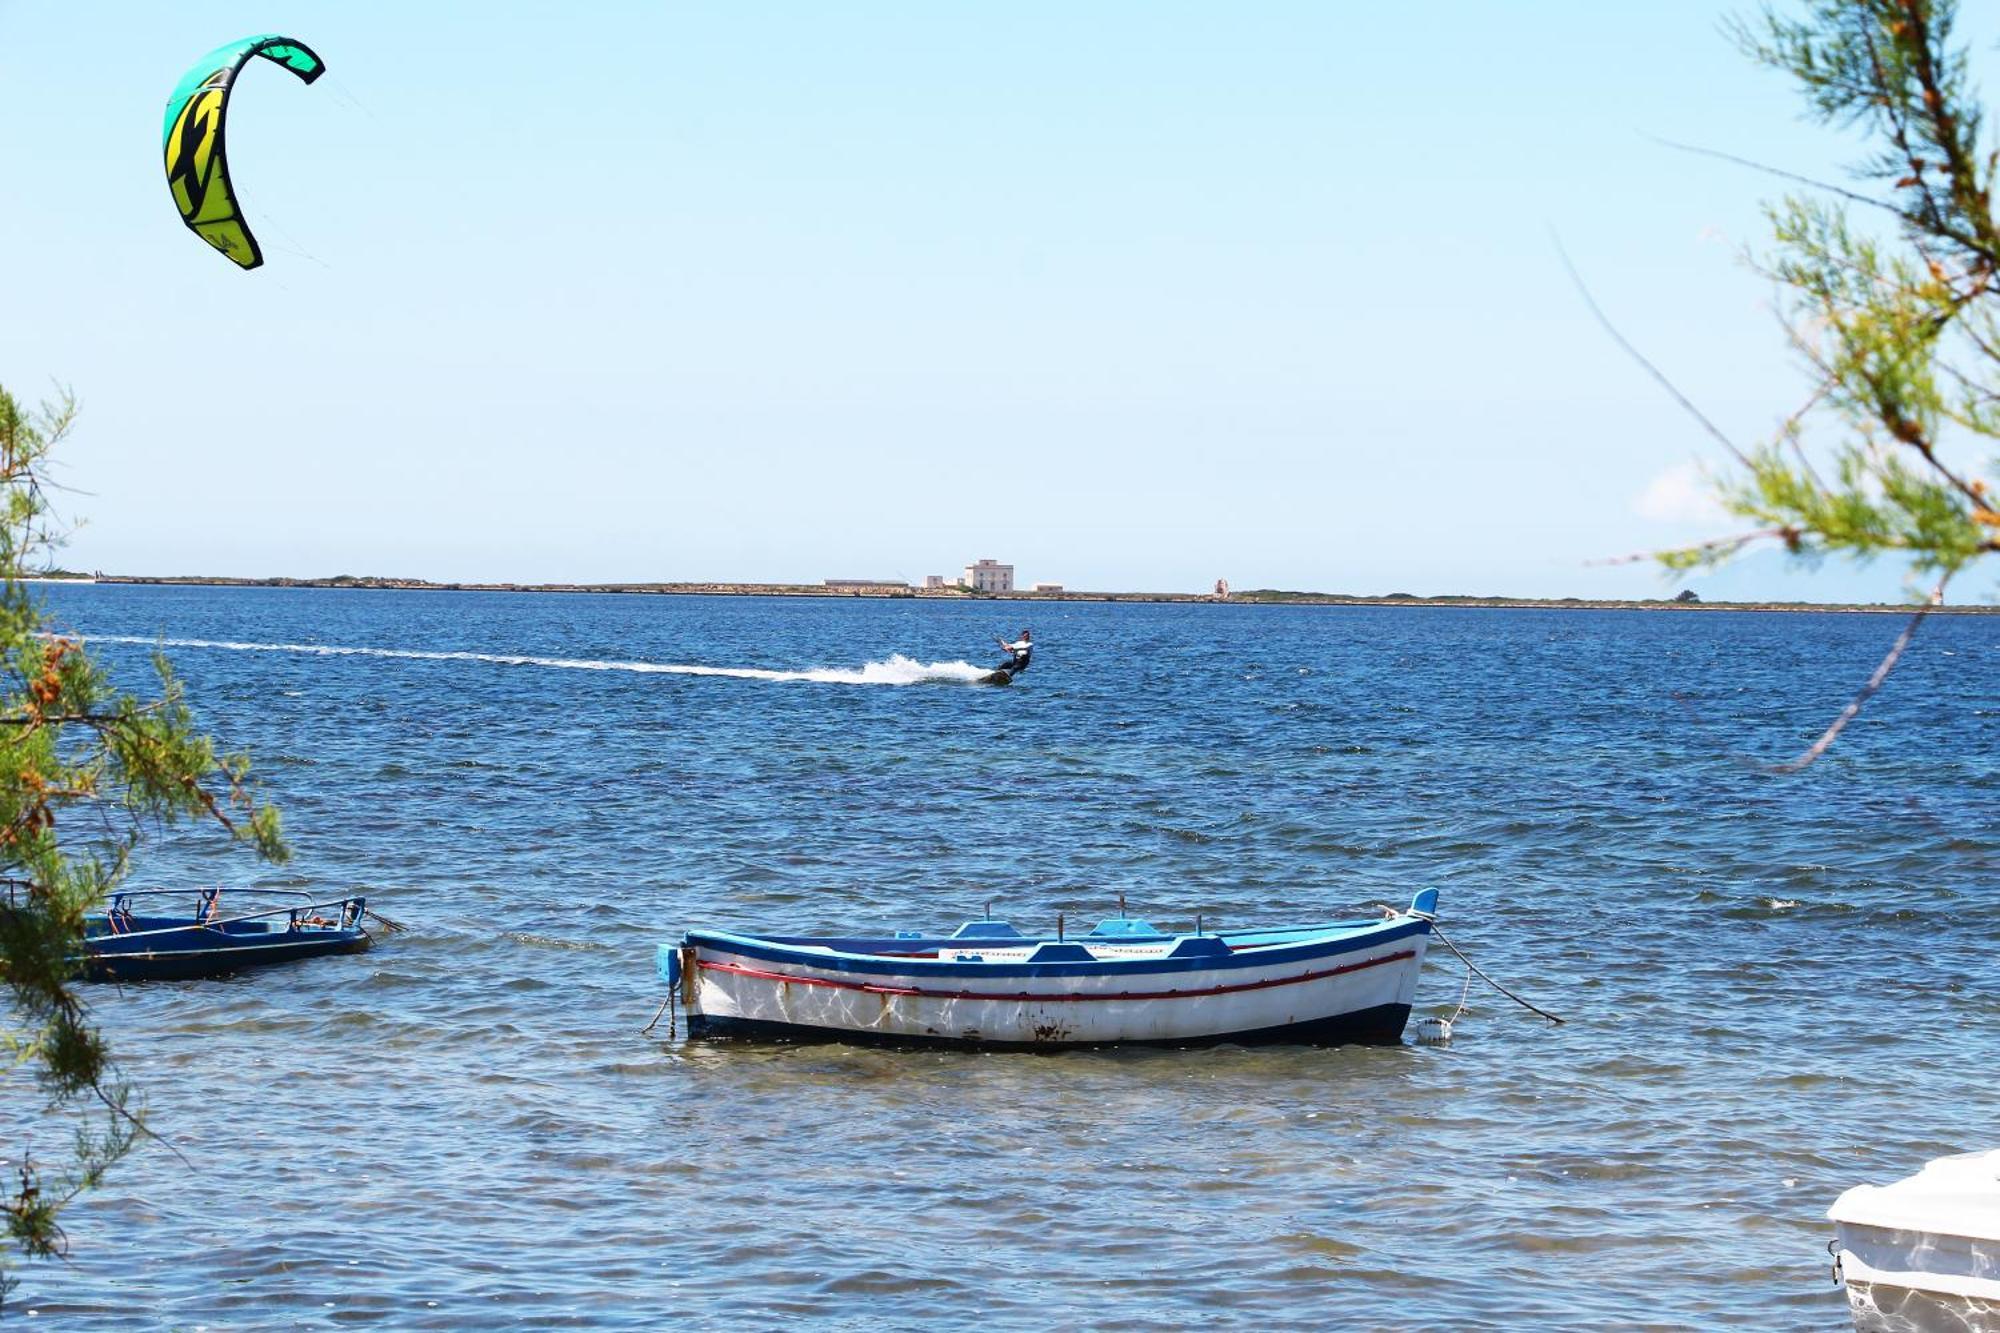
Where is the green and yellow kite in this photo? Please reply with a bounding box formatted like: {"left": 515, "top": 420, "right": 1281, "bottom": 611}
{"left": 163, "top": 35, "right": 325, "bottom": 270}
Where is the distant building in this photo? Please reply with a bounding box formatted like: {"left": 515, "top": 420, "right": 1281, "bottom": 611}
{"left": 1031, "top": 582, "right": 1064, "bottom": 594}
{"left": 923, "top": 574, "right": 947, "bottom": 590}
{"left": 960, "top": 559, "right": 1014, "bottom": 593}
{"left": 824, "top": 578, "right": 909, "bottom": 589}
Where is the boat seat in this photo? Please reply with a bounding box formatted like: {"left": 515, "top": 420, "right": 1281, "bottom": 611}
{"left": 951, "top": 921, "right": 1025, "bottom": 940}
{"left": 1167, "top": 936, "right": 1229, "bottom": 959}
{"left": 1087, "top": 919, "right": 1160, "bottom": 938}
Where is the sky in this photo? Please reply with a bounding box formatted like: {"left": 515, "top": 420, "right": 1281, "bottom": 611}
{"left": 1, "top": 1, "right": 1992, "bottom": 601}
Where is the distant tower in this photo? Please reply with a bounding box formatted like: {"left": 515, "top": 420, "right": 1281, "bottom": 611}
{"left": 1214, "top": 578, "right": 1230, "bottom": 601}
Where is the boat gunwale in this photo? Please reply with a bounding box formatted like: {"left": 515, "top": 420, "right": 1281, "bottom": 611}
{"left": 683, "top": 916, "right": 1430, "bottom": 981}
{"left": 81, "top": 930, "right": 370, "bottom": 959}
{"left": 1832, "top": 1206, "right": 2000, "bottom": 1247}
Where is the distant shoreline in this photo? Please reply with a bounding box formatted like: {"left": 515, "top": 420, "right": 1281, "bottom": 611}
{"left": 43, "top": 573, "right": 1996, "bottom": 615}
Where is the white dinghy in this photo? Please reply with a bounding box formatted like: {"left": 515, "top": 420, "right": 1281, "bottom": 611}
{"left": 1829, "top": 1149, "right": 2000, "bottom": 1331}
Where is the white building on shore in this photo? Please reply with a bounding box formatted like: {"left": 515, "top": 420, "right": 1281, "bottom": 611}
{"left": 960, "top": 559, "right": 1014, "bottom": 593}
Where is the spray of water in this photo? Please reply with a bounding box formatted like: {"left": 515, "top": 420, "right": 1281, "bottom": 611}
{"left": 76, "top": 635, "right": 993, "bottom": 687}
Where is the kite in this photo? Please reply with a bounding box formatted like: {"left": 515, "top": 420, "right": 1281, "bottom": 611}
{"left": 162, "top": 36, "right": 325, "bottom": 270}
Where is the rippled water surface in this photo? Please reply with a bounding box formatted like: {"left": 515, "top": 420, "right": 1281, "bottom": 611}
{"left": 7, "top": 586, "right": 1996, "bottom": 1328}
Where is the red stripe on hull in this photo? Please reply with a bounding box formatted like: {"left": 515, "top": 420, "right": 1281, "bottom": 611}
{"left": 697, "top": 948, "right": 1416, "bottom": 1004}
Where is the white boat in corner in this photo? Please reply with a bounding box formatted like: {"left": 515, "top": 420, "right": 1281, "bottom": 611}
{"left": 1829, "top": 1149, "right": 2000, "bottom": 1331}
{"left": 656, "top": 890, "right": 1437, "bottom": 1049}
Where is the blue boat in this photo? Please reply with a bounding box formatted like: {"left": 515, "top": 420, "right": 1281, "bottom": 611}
{"left": 78, "top": 888, "right": 372, "bottom": 982}
{"left": 657, "top": 890, "right": 1438, "bottom": 1049}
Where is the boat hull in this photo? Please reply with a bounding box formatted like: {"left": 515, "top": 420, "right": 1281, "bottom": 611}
{"left": 673, "top": 916, "right": 1431, "bottom": 1049}
{"left": 1833, "top": 1248, "right": 2000, "bottom": 1333}
{"left": 82, "top": 930, "right": 370, "bottom": 982}
{"left": 1829, "top": 1150, "right": 2000, "bottom": 1332}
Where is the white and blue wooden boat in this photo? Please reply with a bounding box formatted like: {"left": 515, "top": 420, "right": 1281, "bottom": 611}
{"left": 78, "top": 888, "right": 371, "bottom": 982}
{"left": 657, "top": 890, "right": 1437, "bottom": 1049}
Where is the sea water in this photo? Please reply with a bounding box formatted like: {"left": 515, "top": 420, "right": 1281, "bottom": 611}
{"left": 5, "top": 585, "right": 1994, "bottom": 1328}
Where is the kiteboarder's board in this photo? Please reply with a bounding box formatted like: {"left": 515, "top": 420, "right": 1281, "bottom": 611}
{"left": 975, "top": 668, "right": 1014, "bottom": 686}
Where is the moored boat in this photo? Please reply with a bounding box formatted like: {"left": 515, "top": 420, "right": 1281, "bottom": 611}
{"left": 1828, "top": 1149, "right": 2000, "bottom": 1331}
{"left": 657, "top": 889, "right": 1437, "bottom": 1049}
{"left": 78, "top": 887, "right": 372, "bottom": 982}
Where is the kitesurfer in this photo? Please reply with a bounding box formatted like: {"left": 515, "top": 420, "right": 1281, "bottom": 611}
{"left": 993, "top": 628, "right": 1033, "bottom": 676}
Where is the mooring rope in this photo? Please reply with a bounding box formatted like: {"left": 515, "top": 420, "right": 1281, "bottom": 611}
{"left": 641, "top": 990, "right": 675, "bottom": 1039}
{"left": 1424, "top": 919, "right": 1564, "bottom": 1025}
{"left": 1445, "top": 960, "right": 1474, "bottom": 1027}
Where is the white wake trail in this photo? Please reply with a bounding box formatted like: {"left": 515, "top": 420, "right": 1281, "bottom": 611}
{"left": 76, "top": 635, "right": 992, "bottom": 687}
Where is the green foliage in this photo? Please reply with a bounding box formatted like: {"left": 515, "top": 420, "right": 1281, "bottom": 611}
{"left": 0, "top": 384, "right": 285, "bottom": 1307}
{"left": 1671, "top": 0, "right": 2000, "bottom": 593}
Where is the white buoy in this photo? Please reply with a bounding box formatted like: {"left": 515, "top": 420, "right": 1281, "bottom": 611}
{"left": 1415, "top": 1015, "right": 1453, "bottom": 1044}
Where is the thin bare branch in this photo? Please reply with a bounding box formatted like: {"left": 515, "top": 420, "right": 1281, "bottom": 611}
{"left": 1766, "top": 570, "right": 1953, "bottom": 773}
{"left": 1590, "top": 527, "right": 1795, "bottom": 567}
{"left": 1553, "top": 232, "right": 1754, "bottom": 468}
{"left": 1648, "top": 134, "right": 1911, "bottom": 221}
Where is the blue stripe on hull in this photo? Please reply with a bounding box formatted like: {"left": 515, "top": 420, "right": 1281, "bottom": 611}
{"left": 687, "top": 919, "right": 1429, "bottom": 982}
{"left": 685, "top": 1003, "right": 1415, "bottom": 1051}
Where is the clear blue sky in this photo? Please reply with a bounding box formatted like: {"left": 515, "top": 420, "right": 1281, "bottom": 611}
{"left": 2, "top": 2, "right": 1990, "bottom": 599}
